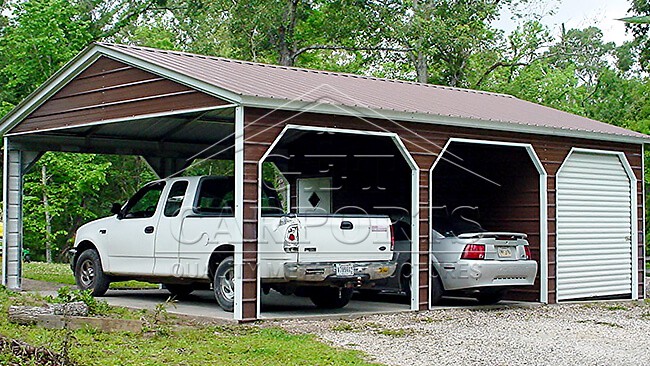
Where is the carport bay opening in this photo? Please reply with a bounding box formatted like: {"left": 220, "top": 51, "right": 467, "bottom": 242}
{"left": 429, "top": 140, "right": 547, "bottom": 303}
{"left": 257, "top": 126, "right": 419, "bottom": 317}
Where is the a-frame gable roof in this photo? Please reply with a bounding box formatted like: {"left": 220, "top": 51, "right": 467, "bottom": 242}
{"left": 1, "top": 42, "right": 648, "bottom": 144}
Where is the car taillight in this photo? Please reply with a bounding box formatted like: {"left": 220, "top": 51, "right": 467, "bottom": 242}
{"left": 390, "top": 224, "right": 395, "bottom": 251}
{"left": 524, "top": 246, "right": 531, "bottom": 260}
{"left": 461, "top": 244, "right": 485, "bottom": 260}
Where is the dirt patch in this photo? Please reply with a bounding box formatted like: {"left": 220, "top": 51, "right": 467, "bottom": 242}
{"left": 20, "top": 278, "right": 66, "bottom": 292}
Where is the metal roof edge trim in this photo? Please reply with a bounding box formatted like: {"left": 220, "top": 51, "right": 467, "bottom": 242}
{"left": 0, "top": 44, "right": 102, "bottom": 136}
{"left": 97, "top": 46, "right": 243, "bottom": 105}
{"left": 241, "top": 96, "right": 650, "bottom": 145}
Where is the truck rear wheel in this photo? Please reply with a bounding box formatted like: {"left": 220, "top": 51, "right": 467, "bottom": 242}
{"left": 309, "top": 287, "right": 354, "bottom": 309}
{"left": 213, "top": 256, "right": 235, "bottom": 312}
{"left": 74, "top": 249, "right": 110, "bottom": 297}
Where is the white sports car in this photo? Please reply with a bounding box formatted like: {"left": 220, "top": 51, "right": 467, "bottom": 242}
{"left": 430, "top": 207, "right": 538, "bottom": 305}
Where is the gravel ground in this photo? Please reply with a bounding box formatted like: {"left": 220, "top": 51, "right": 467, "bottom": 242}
{"left": 275, "top": 300, "right": 650, "bottom": 366}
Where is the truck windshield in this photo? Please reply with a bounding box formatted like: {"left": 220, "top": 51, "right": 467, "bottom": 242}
{"left": 123, "top": 181, "right": 166, "bottom": 219}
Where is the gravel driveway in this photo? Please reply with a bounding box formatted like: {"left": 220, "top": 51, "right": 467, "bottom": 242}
{"left": 276, "top": 300, "right": 650, "bottom": 365}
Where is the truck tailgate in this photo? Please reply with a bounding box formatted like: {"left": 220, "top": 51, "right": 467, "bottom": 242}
{"left": 296, "top": 215, "right": 393, "bottom": 263}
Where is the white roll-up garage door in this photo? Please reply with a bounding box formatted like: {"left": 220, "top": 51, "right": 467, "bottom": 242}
{"left": 556, "top": 151, "right": 634, "bottom": 301}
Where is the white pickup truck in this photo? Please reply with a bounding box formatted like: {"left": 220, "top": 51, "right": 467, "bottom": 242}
{"left": 70, "top": 176, "right": 396, "bottom": 311}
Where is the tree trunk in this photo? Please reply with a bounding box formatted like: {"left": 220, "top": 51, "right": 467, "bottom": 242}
{"left": 42, "top": 165, "right": 53, "bottom": 263}
{"left": 277, "top": 0, "right": 299, "bottom": 66}
{"left": 412, "top": 0, "right": 429, "bottom": 83}
{"left": 415, "top": 51, "right": 428, "bottom": 83}
{"left": 8, "top": 302, "right": 89, "bottom": 325}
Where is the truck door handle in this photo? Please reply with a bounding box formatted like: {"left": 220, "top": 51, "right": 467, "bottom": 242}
{"left": 144, "top": 226, "right": 155, "bottom": 234}
{"left": 340, "top": 221, "right": 353, "bottom": 230}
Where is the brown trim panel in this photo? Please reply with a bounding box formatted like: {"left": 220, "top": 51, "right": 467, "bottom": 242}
{"left": 9, "top": 57, "right": 228, "bottom": 134}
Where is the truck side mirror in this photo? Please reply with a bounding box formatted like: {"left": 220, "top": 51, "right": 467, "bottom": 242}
{"left": 111, "top": 203, "right": 122, "bottom": 217}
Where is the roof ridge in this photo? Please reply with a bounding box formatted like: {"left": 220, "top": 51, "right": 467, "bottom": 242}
{"left": 97, "top": 42, "right": 515, "bottom": 99}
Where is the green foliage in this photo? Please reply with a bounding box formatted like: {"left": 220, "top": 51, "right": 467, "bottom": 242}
{"left": 50, "top": 286, "right": 111, "bottom": 315}
{"left": 140, "top": 298, "right": 176, "bottom": 336}
{"left": 22, "top": 153, "right": 156, "bottom": 261}
{"left": 0, "top": 0, "right": 94, "bottom": 107}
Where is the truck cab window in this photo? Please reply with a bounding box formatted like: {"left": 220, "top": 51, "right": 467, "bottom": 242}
{"left": 164, "top": 181, "right": 189, "bottom": 217}
{"left": 194, "top": 178, "right": 235, "bottom": 216}
{"left": 123, "top": 182, "right": 165, "bottom": 219}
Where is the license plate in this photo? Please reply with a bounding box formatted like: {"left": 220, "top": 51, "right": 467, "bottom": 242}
{"left": 497, "top": 247, "right": 512, "bottom": 258}
{"left": 335, "top": 263, "right": 355, "bottom": 276}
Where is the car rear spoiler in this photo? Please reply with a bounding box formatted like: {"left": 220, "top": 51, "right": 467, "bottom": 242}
{"left": 456, "top": 232, "right": 527, "bottom": 239}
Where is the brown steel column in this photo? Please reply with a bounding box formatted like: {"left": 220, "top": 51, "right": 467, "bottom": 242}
{"left": 418, "top": 169, "right": 430, "bottom": 310}
{"left": 240, "top": 150, "right": 259, "bottom": 321}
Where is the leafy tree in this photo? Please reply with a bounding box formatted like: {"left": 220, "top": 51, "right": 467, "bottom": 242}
{"left": 626, "top": 0, "right": 650, "bottom": 70}
{"left": 23, "top": 153, "right": 156, "bottom": 261}
{"left": 0, "top": 0, "right": 94, "bottom": 110}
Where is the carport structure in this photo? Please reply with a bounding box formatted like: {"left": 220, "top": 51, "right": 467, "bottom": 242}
{"left": 1, "top": 43, "right": 648, "bottom": 321}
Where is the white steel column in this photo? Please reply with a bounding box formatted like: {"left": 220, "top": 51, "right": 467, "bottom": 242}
{"left": 2, "top": 138, "right": 23, "bottom": 289}
{"left": 233, "top": 106, "right": 244, "bottom": 320}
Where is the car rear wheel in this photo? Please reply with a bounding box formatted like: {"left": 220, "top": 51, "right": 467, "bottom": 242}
{"left": 213, "top": 256, "right": 235, "bottom": 312}
{"left": 309, "top": 287, "right": 354, "bottom": 309}
{"left": 476, "top": 289, "right": 507, "bottom": 305}
{"left": 164, "top": 284, "right": 194, "bottom": 298}
{"left": 400, "top": 264, "right": 412, "bottom": 297}
{"left": 430, "top": 272, "right": 444, "bottom": 305}
{"left": 74, "top": 249, "right": 110, "bottom": 296}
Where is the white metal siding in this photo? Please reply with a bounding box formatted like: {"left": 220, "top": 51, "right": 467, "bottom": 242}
{"left": 556, "top": 152, "right": 633, "bottom": 301}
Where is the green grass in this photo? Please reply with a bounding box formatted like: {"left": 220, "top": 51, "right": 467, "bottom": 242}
{"left": 22, "top": 262, "right": 158, "bottom": 289}
{"left": 0, "top": 287, "right": 377, "bottom": 365}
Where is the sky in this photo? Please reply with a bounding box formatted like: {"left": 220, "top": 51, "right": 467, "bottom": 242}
{"left": 494, "top": 0, "right": 635, "bottom": 45}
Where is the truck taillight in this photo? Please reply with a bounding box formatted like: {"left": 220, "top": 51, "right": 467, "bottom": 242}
{"left": 524, "top": 246, "right": 531, "bottom": 260}
{"left": 284, "top": 224, "right": 299, "bottom": 253}
{"left": 461, "top": 244, "right": 485, "bottom": 260}
{"left": 390, "top": 225, "right": 395, "bottom": 251}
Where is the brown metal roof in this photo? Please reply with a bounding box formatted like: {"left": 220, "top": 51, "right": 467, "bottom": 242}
{"left": 7, "top": 42, "right": 648, "bottom": 141}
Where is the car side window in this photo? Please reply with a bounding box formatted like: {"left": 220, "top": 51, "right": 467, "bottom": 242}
{"left": 194, "top": 178, "right": 235, "bottom": 216}
{"left": 164, "top": 181, "right": 189, "bottom": 217}
{"left": 123, "top": 182, "right": 165, "bottom": 219}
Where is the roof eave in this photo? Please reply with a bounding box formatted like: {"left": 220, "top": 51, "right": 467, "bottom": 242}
{"left": 240, "top": 95, "right": 650, "bottom": 145}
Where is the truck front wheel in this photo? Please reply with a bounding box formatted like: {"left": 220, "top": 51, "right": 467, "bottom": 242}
{"left": 213, "top": 256, "right": 235, "bottom": 312}
{"left": 74, "top": 249, "right": 110, "bottom": 296}
{"left": 309, "top": 287, "right": 354, "bottom": 309}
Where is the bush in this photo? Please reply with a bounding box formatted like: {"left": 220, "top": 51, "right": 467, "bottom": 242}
{"left": 50, "top": 286, "right": 110, "bottom": 315}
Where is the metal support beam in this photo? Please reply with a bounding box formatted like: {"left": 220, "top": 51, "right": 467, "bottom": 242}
{"left": 143, "top": 157, "right": 193, "bottom": 178}
{"left": 2, "top": 139, "right": 40, "bottom": 290}
{"left": 10, "top": 134, "right": 233, "bottom": 160}
{"left": 233, "top": 106, "right": 245, "bottom": 321}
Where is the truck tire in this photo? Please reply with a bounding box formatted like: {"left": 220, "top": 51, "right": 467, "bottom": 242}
{"left": 476, "top": 289, "right": 507, "bottom": 305}
{"left": 309, "top": 287, "right": 354, "bottom": 309}
{"left": 164, "top": 284, "right": 194, "bottom": 298}
{"left": 74, "top": 249, "right": 110, "bottom": 297}
{"left": 430, "top": 272, "right": 444, "bottom": 305}
{"left": 213, "top": 256, "right": 235, "bottom": 312}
